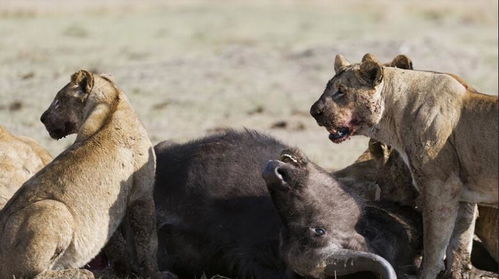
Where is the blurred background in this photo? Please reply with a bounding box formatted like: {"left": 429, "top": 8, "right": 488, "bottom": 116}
{"left": 0, "top": 0, "right": 497, "bottom": 170}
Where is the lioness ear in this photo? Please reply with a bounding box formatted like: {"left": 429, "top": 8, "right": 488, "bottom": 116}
{"left": 71, "top": 70, "right": 94, "bottom": 93}
{"left": 360, "top": 54, "right": 383, "bottom": 86}
{"left": 361, "top": 53, "right": 381, "bottom": 64}
{"left": 99, "top": 73, "right": 116, "bottom": 83}
{"left": 334, "top": 54, "right": 351, "bottom": 73}
{"left": 389, "top": 54, "right": 413, "bottom": 70}
{"left": 368, "top": 139, "right": 391, "bottom": 163}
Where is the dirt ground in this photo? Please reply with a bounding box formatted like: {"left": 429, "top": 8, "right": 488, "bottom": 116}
{"left": 0, "top": 1, "right": 497, "bottom": 278}
{"left": 0, "top": 0, "right": 497, "bottom": 170}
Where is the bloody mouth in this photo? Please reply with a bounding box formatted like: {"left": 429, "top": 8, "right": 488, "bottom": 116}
{"left": 328, "top": 126, "right": 354, "bottom": 143}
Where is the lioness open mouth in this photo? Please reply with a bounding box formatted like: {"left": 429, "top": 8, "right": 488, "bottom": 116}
{"left": 328, "top": 127, "right": 353, "bottom": 143}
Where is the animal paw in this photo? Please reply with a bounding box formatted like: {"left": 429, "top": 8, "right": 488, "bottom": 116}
{"left": 439, "top": 265, "right": 498, "bottom": 279}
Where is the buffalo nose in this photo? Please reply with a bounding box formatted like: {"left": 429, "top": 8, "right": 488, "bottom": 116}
{"left": 310, "top": 101, "right": 324, "bottom": 119}
{"left": 262, "top": 160, "right": 286, "bottom": 185}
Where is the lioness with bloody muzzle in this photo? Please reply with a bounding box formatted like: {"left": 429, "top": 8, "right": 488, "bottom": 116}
{"left": 310, "top": 54, "right": 498, "bottom": 279}
{"left": 0, "top": 70, "right": 169, "bottom": 278}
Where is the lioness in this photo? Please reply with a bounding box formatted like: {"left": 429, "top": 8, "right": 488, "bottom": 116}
{"left": 339, "top": 138, "right": 498, "bottom": 271}
{"left": 334, "top": 55, "right": 498, "bottom": 277}
{"left": 0, "top": 70, "right": 165, "bottom": 278}
{"left": 334, "top": 54, "right": 415, "bottom": 200}
{"left": 310, "top": 54, "right": 498, "bottom": 279}
{"left": 0, "top": 126, "right": 52, "bottom": 209}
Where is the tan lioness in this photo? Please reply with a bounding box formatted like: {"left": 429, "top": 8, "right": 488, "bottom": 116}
{"left": 336, "top": 56, "right": 497, "bottom": 275}
{"left": 334, "top": 54, "right": 415, "bottom": 201}
{"left": 0, "top": 126, "right": 52, "bottom": 209}
{"left": 310, "top": 54, "right": 498, "bottom": 279}
{"left": 339, "top": 139, "right": 498, "bottom": 273}
{"left": 0, "top": 70, "right": 166, "bottom": 278}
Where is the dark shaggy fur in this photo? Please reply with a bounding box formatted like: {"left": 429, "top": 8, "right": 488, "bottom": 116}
{"left": 154, "top": 130, "right": 290, "bottom": 279}
{"left": 263, "top": 148, "right": 423, "bottom": 278}
{"left": 154, "top": 130, "right": 422, "bottom": 279}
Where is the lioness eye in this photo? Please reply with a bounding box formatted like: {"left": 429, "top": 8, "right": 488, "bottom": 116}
{"left": 333, "top": 87, "right": 345, "bottom": 98}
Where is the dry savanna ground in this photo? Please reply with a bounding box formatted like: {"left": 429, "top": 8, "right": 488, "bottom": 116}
{"left": 0, "top": 0, "right": 497, "bottom": 278}
{"left": 0, "top": 0, "right": 497, "bottom": 170}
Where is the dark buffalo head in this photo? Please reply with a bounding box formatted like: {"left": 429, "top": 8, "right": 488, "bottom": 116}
{"left": 262, "top": 149, "right": 397, "bottom": 279}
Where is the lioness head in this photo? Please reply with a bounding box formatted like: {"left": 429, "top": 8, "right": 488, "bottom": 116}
{"left": 310, "top": 53, "right": 410, "bottom": 143}
{"left": 40, "top": 70, "right": 117, "bottom": 139}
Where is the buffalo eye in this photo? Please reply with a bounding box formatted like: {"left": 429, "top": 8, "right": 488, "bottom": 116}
{"left": 311, "top": 227, "right": 326, "bottom": 237}
{"left": 281, "top": 154, "right": 299, "bottom": 166}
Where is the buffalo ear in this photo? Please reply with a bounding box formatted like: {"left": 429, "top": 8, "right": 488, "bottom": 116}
{"left": 334, "top": 54, "right": 351, "bottom": 73}
{"left": 389, "top": 54, "right": 413, "bottom": 70}
{"left": 71, "top": 70, "right": 94, "bottom": 93}
{"left": 280, "top": 148, "right": 308, "bottom": 168}
{"left": 360, "top": 53, "right": 383, "bottom": 86}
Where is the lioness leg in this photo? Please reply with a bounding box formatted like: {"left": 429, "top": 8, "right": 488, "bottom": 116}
{"left": 126, "top": 198, "right": 171, "bottom": 278}
{"left": 419, "top": 176, "right": 461, "bottom": 279}
{"left": 443, "top": 202, "right": 477, "bottom": 279}
{"left": 0, "top": 200, "right": 73, "bottom": 278}
{"left": 103, "top": 226, "right": 131, "bottom": 275}
{"left": 126, "top": 198, "right": 178, "bottom": 279}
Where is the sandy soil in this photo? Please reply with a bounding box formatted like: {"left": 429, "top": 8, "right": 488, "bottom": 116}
{"left": 0, "top": 0, "right": 497, "bottom": 170}
{"left": 0, "top": 1, "right": 497, "bottom": 278}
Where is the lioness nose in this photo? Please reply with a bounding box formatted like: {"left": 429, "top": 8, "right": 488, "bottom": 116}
{"left": 310, "top": 101, "right": 324, "bottom": 119}
{"left": 40, "top": 111, "right": 48, "bottom": 125}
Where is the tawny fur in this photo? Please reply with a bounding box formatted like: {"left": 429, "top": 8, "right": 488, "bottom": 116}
{"left": 338, "top": 139, "right": 498, "bottom": 272}
{"left": 337, "top": 56, "right": 498, "bottom": 273}
{"left": 0, "top": 71, "right": 163, "bottom": 278}
{"left": 311, "top": 54, "right": 498, "bottom": 279}
{"left": 0, "top": 126, "right": 52, "bottom": 209}
{"left": 335, "top": 54, "right": 416, "bottom": 203}
{"left": 475, "top": 207, "right": 498, "bottom": 263}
